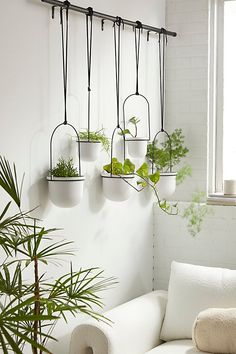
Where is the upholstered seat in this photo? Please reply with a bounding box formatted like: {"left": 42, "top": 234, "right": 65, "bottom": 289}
{"left": 145, "top": 340, "right": 208, "bottom": 354}
{"left": 70, "top": 262, "right": 236, "bottom": 354}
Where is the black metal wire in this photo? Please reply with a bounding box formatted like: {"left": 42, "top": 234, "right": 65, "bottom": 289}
{"left": 158, "top": 29, "right": 168, "bottom": 132}
{"left": 60, "top": 6, "right": 69, "bottom": 124}
{"left": 151, "top": 31, "right": 172, "bottom": 174}
{"left": 123, "top": 21, "right": 151, "bottom": 141}
{"left": 49, "top": 122, "right": 81, "bottom": 176}
{"left": 49, "top": 4, "right": 81, "bottom": 178}
{"left": 86, "top": 7, "right": 93, "bottom": 141}
{"left": 135, "top": 24, "right": 141, "bottom": 95}
{"left": 109, "top": 18, "right": 126, "bottom": 176}
{"left": 114, "top": 17, "right": 122, "bottom": 128}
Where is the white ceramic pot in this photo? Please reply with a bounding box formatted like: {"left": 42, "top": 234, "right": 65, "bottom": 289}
{"left": 47, "top": 176, "right": 85, "bottom": 208}
{"left": 80, "top": 141, "right": 101, "bottom": 162}
{"left": 126, "top": 138, "right": 148, "bottom": 158}
{"left": 157, "top": 172, "right": 177, "bottom": 200}
{"left": 101, "top": 172, "right": 134, "bottom": 202}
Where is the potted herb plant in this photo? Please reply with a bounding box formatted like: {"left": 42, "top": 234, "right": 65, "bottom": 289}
{"left": 47, "top": 157, "right": 85, "bottom": 208}
{"left": 121, "top": 117, "right": 148, "bottom": 159}
{"left": 78, "top": 128, "right": 110, "bottom": 162}
{"left": 101, "top": 157, "right": 135, "bottom": 202}
{"left": 146, "top": 129, "right": 191, "bottom": 199}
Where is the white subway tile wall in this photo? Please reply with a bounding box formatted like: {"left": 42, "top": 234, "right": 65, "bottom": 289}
{"left": 165, "top": 0, "right": 208, "bottom": 201}
{"left": 154, "top": 203, "right": 236, "bottom": 290}
{"left": 155, "top": 0, "right": 236, "bottom": 290}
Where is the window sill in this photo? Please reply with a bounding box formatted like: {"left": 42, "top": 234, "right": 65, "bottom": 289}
{"left": 207, "top": 193, "right": 236, "bottom": 206}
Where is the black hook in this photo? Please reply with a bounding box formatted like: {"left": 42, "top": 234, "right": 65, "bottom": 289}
{"left": 52, "top": 5, "right": 61, "bottom": 20}
{"left": 136, "top": 20, "right": 142, "bottom": 29}
{"left": 101, "top": 19, "right": 105, "bottom": 31}
{"left": 115, "top": 16, "right": 122, "bottom": 26}
{"left": 147, "top": 31, "right": 150, "bottom": 42}
{"left": 63, "top": 0, "right": 70, "bottom": 8}
{"left": 87, "top": 6, "right": 93, "bottom": 17}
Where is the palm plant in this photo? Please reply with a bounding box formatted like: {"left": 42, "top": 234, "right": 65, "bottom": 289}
{"left": 0, "top": 156, "right": 115, "bottom": 353}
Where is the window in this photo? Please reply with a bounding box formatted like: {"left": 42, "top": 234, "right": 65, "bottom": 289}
{"left": 209, "top": 0, "right": 236, "bottom": 197}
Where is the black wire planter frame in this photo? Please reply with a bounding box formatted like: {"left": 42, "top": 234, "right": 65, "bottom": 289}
{"left": 151, "top": 31, "right": 173, "bottom": 175}
{"left": 105, "top": 17, "right": 134, "bottom": 179}
{"left": 123, "top": 23, "right": 151, "bottom": 142}
{"left": 49, "top": 5, "right": 82, "bottom": 181}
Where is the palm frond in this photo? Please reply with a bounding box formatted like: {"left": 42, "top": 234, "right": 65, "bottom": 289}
{"left": 0, "top": 157, "right": 23, "bottom": 208}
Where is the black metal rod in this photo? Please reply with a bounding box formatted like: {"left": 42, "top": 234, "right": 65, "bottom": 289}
{"left": 41, "top": 0, "right": 177, "bottom": 37}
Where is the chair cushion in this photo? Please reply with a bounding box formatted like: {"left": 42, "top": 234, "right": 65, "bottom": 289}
{"left": 145, "top": 339, "right": 209, "bottom": 354}
{"left": 193, "top": 308, "right": 236, "bottom": 353}
{"left": 160, "top": 261, "right": 236, "bottom": 341}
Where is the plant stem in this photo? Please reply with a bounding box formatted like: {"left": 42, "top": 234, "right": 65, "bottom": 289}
{"left": 134, "top": 123, "right": 137, "bottom": 138}
{"left": 32, "top": 255, "right": 40, "bottom": 354}
{"left": 32, "top": 219, "right": 41, "bottom": 354}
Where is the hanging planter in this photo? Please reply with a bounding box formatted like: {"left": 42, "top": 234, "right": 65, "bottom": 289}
{"left": 78, "top": 129, "right": 110, "bottom": 162}
{"left": 157, "top": 172, "right": 177, "bottom": 200}
{"left": 101, "top": 128, "right": 135, "bottom": 201}
{"left": 77, "top": 8, "right": 109, "bottom": 162}
{"left": 101, "top": 171, "right": 134, "bottom": 202}
{"left": 101, "top": 18, "right": 134, "bottom": 202}
{"left": 80, "top": 140, "right": 101, "bottom": 162}
{"left": 150, "top": 30, "right": 177, "bottom": 199}
{"left": 122, "top": 23, "right": 151, "bottom": 159}
{"left": 47, "top": 6, "right": 84, "bottom": 208}
{"left": 126, "top": 137, "right": 147, "bottom": 158}
{"left": 47, "top": 175, "right": 85, "bottom": 208}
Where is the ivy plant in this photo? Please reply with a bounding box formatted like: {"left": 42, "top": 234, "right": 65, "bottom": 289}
{"left": 103, "top": 158, "right": 135, "bottom": 175}
{"left": 103, "top": 158, "right": 178, "bottom": 215}
{"left": 50, "top": 157, "right": 79, "bottom": 178}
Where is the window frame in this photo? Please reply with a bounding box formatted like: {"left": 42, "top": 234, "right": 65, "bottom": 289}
{"left": 208, "top": 0, "right": 224, "bottom": 195}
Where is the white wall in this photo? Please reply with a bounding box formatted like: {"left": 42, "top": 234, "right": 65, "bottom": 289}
{"left": 155, "top": 0, "right": 236, "bottom": 290}
{"left": 0, "top": 0, "right": 166, "bottom": 353}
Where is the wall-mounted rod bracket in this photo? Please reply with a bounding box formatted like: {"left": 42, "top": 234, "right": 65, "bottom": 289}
{"left": 41, "top": 0, "right": 177, "bottom": 37}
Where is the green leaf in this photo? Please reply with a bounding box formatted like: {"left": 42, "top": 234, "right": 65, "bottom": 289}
{"left": 148, "top": 171, "right": 160, "bottom": 185}
{"left": 137, "top": 181, "right": 147, "bottom": 188}
{"left": 0, "top": 157, "right": 23, "bottom": 207}
{"left": 176, "top": 165, "right": 192, "bottom": 185}
{"left": 136, "top": 163, "right": 149, "bottom": 178}
{"left": 123, "top": 159, "right": 135, "bottom": 174}
{"left": 118, "top": 129, "right": 131, "bottom": 136}
{"left": 129, "top": 116, "right": 140, "bottom": 125}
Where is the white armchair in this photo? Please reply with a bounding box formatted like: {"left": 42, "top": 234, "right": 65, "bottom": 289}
{"left": 70, "top": 261, "right": 236, "bottom": 354}
{"left": 69, "top": 290, "right": 200, "bottom": 354}
{"left": 69, "top": 290, "right": 168, "bottom": 354}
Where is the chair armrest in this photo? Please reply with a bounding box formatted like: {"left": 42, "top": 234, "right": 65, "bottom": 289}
{"left": 69, "top": 290, "right": 167, "bottom": 354}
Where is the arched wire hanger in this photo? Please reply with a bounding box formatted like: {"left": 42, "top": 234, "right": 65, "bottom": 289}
{"left": 49, "top": 2, "right": 82, "bottom": 178}
{"left": 109, "top": 17, "right": 127, "bottom": 176}
{"left": 123, "top": 20, "right": 151, "bottom": 141}
{"left": 151, "top": 29, "right": 172, "bottom": 174}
